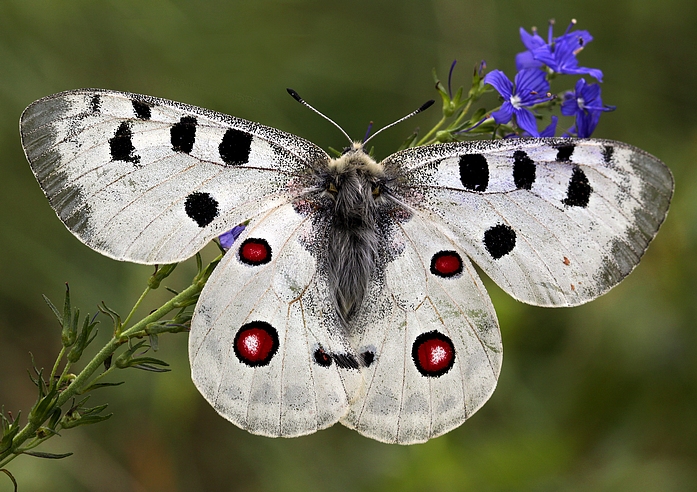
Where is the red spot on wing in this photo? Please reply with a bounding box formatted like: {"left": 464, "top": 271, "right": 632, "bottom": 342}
{"left": 430, "top": 251, "right": 463, "bottom": 277}
{"left": 239, "top": 238, "right": 272, "bottom": 265}
{"left": 234, "top": 322, "right": 278, "bottom": 366}
{"left": 412, "top": 331, "right": 456, "bottom": 377}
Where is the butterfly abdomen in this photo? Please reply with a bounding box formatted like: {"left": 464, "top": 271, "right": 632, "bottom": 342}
{"left": 324, "top": 150, "right": 387, "bottom": 325}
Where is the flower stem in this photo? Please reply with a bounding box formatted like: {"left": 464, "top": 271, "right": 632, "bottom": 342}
{"left": 49, "top": 347, "right": 66, "bottom": 384}
{"left": 416, "top": 115, "right": 447, "bottom": 146}
{"left": 121, "top": 286, "right": 151, "bottom": 330}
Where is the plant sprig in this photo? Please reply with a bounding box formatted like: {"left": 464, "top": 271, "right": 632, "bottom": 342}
{"left": 0, "top": 252, "right": 221, "bottom": 479}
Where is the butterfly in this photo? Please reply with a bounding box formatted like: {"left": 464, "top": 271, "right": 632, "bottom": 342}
{"left": 20, "top": 88, "right": 673, "bottom": 444}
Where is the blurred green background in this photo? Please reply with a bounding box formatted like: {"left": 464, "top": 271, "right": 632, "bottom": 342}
{"left": 0, "top": 0, "right": 695, "bottom": 490}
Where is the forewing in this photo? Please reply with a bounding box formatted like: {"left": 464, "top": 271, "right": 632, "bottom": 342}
{"left": 20, "top": 89, "right": 329, "bottom": 263}
{"left": 384, "top": 138, "right": 673, "bottom": 306}
{"left": 189, "top": 203, "right": 363, "bottom": 438}
{"left": 341, "top": 211, "right": 502, "bottom": 444}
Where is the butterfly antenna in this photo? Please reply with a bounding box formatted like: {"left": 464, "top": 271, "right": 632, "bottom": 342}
{"left": 362, "top": 99, "right": 435, "bottom": 146}
{"left": 287, "top": 88, "right": 352, "bottom": 145}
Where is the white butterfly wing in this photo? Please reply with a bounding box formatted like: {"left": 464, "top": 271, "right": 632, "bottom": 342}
{"left": 385, "top": 138, "right": 673, "bottom": 307}
{"left": 189, "top": 203, "right": 364, "bottom": 437}
{"left": 340, "top": 211, "right": 502, "bottom": 444}
{"left": 20, "top": 89, "right": 328, "bottom": 264}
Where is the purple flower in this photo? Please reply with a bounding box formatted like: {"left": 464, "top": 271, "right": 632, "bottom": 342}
{"left": 218, "top": 224, "right": 247, "bottom": 250}
{"left": 516, "top": 20, "right": 603, "bottom": 82}
{"left": 484, "top": 68, "right": 551, "bottom": 137}
{"left": 561, "top": 78, "right": 615, "bottom": 138}
{"left": 515, "top": 26, "right": 547, "bottom": 70}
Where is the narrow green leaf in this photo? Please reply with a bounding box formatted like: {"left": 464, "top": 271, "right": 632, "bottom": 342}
{"left": 68, "top": 313, "right": 100, "bottom": 363}
{"left": 23, "top": 450, "right": 73, "bottom": 459}
{"left": 61, "top": 414, "right": 112, "bottom": 429}
{"left": 62, "top": 284, "right": 71, "bottom": 331}
{"left": 149, "top": 333, "right": 159, "bottom": 351}
{"left": 42, "top": 294, "right": 63, "bottom": 327}
{"left": 133, "top": 364, "right": 171, "bottom": 373}
{"left": 48, "top": 407, "right": 62, "bottom": 428}
{"left": 80, "top": 381, "right": 124, "bottom": 393}
{"left": 0, "top": 422, "right": 20, "bottom": 453}
{"left": 98, "top": 302, "right": 122, "bottom": 336}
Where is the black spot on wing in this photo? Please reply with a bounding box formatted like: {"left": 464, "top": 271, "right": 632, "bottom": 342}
{"left": 313, "top": 346, "right": 366, "bottom": 370}
{"left": 109, "top": 122, "right": 140, "bottom": 164}
{"left": 562, "top": 166, "right": 592, "bottom": 207}
{"left": 602, "top": 145, "right": 614, "bottom": 164}
{"left": 171, "top": 116, "right": 197, "bottom": 153}
{"left": 313, "top": 347, "right": 332, "bottom": 367}
{"left": 483, "top": 223, "right": 516, "bottom": 259}
{"left": 332, "top": 352, "right": 360, "bottom": 370}
{"left": 513, "top": 150, "right": 535, "bottom": 189}
{"left": 555, "top": 143, "right": 575, "bottom": 162}
{"left": 184, "top": 191, "right": 218, "bottom": 227}
{"left": 459, "top": 153, "right": 489, "bottom": 191}
{"left": 219, "top": 128, "right": 253, "bottom": 166}
{"left": 132, "top": 99, "right": 151, "bottom": 120}
{"left": 90, "top": 95, "right": 101, "bottom": 113}
{"left": 360, "top": 350, "right": 375, "bottom": 367}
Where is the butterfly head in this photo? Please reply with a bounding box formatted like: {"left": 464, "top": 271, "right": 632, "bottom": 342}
{"left": 326, "top": 144, "right": 384, "bottom": 197}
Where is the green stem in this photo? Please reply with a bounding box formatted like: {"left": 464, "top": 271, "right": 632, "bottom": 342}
{"left": 49, "top": 347, "right": 66, "bottom": 385}
{"left": 121, "top": 286, "right": 151, "bottom": 330}
{"left": 0, "top": 453, "right": 17, "bottom": 469}
{"left": 416, "top": 115, "right": 447, "bottom": 146}
{"left": 450, "top": 98, "right": 474, "bottom": 129}
{"left": 57, "top": 360, "right": 73, "bottom": 387}
{"left": 82, "top": 365, "right": 116, "bottom": 391}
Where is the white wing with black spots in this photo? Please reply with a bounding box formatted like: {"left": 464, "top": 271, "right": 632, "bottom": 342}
{"left": 20, "top": 89, "right": 329, "bottom": 264}
{"left": 385, "top": 138, "right": 673, "bottom": 307}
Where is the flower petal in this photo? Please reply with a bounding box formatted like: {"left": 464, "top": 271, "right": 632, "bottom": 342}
{"left": 491, "top": 102, "right": 514, "bottom": 124}
{"left": 519, "top": 27, "right": 546, "bottom": 50}
{"left": 576, "top": 110, "right": 602, "bottom": 138}
{"left": 483, "top": 70, "right": 513, "bottom": 99}
{"left": 558, "top": 65, "right": 604, "bottom": 82}
{"left": 515, "top": 50, "right": 543, "bottom": 71}
{"left": 580, "top": 80, "right": 601, "bottom": 105}
{"left": 561, "top": 91, "right": 579, "bottom": 116}
{"left": 513, "top": 108, "right": 539, "bottom": 137}
{"left": 530, "top": 45, "right": 556, "bottom": 68}
{"left": 514, "top": 68, "right": 550, "bottom": 105}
